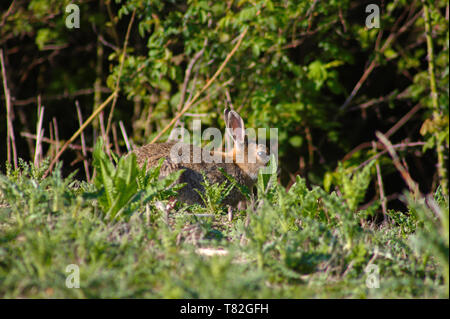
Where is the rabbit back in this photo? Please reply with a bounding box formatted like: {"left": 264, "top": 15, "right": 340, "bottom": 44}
{"left": 133, "top": 142, "right": 251, "bottom": 206}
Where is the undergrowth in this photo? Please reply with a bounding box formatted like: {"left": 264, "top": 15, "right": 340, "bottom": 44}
{"left": 0, "top": 144, "right": 448, "bottom": 298}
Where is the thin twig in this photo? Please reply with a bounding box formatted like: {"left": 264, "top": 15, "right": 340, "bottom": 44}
{"left": 94, "top": 33, "right": 106, "bottom": 146}
{"left": 348, "top": 88, "right": 409, "bottom": 112}
{"left": 20, "top": 132, "right": 92, "bottom": 152}
{"left": 340, "top": 8, "right": 422, "bottom": 111}
{"left": 76, "top": 101, "right": 91, "bottom": 182}
{"left": 52, "top": 117, "right": 60, "bottom": 155}
{"left": 376, "top": 132, "right": 420, "bottom": 196}
{"left": 224, "top": 89, "right": 234, "bottom": 110}
{"left": 43, "top": 91, "right": 117, "bottom": 178}
{"left": 373, "top": 141, "right": 388, "bottom": 222}
{"left": 49, "top": 119, "right": 54, "bottom": 158}
{"left": 150, "top": 27, "right": 249, "bottom": 144}
{"left": 112, "top": 122, "right": 121, "bottom": 155}
{"left": 185, "top": 62, "right": 201, "bottom": 106}
{"left": 177, "top": 39, "right": 207, "bottom": 111}
{"left": 0, "top": 0, "right": 16, "bottom": 27}
{"left": 343, "top": 100, "right": 422, "bottom": 161}
{"left": 34, "top": 98, "right": 45, "bottom": 167}
{"left": 104, "top": 0, "right": 121, "bottom": 47}
{"left": 12, "top": 87, "right": 111, "bottom": 106}
{"left": 355, "top": 141, "right": 425, "bottom": 171}
{"left": 105, "top": 9, "right": 136, "bottom": 144}
{"left": 384, "top": 103, "right": 421, "bottom": 138}
{"left": 97, "top": 33, "right": 120, "bottom": 52}
{"left": 99, "top": 110, "right": 107, "bottom": 148}
{"left": 422, "top": 1, "right": 448, "bottom": 196}
{"left": 119, "top": 120, "right": 132, "bottom": 152}
{"left": 0, "top": 48, "right": 17, "bottom": 168}
{"left": 304, "top": 125, "right": 314, "bottom": 167}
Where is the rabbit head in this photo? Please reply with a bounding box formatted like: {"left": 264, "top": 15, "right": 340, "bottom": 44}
{"left": 223, "top": 109, "right": 270, "bottom": 181}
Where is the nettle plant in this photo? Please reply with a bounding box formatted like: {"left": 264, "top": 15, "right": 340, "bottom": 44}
{"left": 90, "top": 138, "right": 185, "bottom": 221}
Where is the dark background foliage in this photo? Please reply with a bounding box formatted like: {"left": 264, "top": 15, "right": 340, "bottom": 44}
{"left": 0, "top": 0, "right": 448, "bottom": 213}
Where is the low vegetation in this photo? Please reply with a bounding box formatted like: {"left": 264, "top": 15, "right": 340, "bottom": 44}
{"left": 0, "top": 0, "right": 448, "bottom": 299}
{"left": 0, "top": 145, "right": 447, "bottom": 298}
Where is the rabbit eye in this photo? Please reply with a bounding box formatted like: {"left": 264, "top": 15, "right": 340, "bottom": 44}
{"left": 257, "top": 151, "right": 266, "bottom": 157}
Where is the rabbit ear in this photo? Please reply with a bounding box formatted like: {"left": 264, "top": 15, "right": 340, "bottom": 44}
{"left": 224, "top": 109, "right": 245, "bottom": 146}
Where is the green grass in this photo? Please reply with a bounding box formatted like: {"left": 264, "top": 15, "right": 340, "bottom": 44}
{"left": 0, "top": 147, "right": 448, "bottom": 298}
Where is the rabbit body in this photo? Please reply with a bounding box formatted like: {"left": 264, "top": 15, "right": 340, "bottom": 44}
{"left": 133, "top": 110, "right": 269, "bottom": 207}
{"left": 134, "top": 141, "right": 253, "bottom": 206}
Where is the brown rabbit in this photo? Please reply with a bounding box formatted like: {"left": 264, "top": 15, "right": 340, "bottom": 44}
{"left": 132, "top": 109, "right": 270, "bottom": 207}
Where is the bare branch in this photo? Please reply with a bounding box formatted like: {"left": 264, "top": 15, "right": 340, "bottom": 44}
{"left": 150, "top": 27, "right": 249, "bottom": 144}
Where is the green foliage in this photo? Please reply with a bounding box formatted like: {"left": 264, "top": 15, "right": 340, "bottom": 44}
{"left": 1, "top": 0, "right": 448, "bottom": 198}
{"left": 324, "top": 161, "right": 375, "bottom": 211}
{"left": 194, "top": 171, "right": 234, "bottom": 215}
{"left": 0, "top": 158, "right": 448, "bottom": 298}
{"left": 0, "top": 159, "right": 77, "bottom": 221}
{"left": 408, "top": 190, "right": 449, "bottom": 287}
{"left": 91, "top": 138, "right": 184, "bottom": 221}
{"left": 219, "top": 167, "right": 251, "bottom": 200}
{"left": 0, "top": 0, "right": 449, "bottom": 299}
